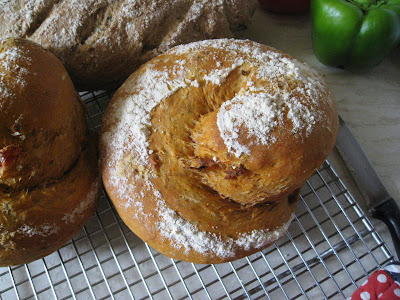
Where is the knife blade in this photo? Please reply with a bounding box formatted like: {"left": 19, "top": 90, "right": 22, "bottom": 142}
{"left": 335, "top": 115, "right": 400, "bottom": 260}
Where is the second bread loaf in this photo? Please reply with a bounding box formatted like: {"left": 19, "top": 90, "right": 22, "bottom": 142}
{"left": 0, "top": 0, "right": 258, "bottom": 90}
{"left": 0, "top": 38, "right": 100, "bottom": 266}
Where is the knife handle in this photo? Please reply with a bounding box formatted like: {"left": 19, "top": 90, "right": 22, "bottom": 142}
{"left": 370, "top": 198, "right": 400, "bottom": 260}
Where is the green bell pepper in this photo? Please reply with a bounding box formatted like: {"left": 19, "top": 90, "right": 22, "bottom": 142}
{"left": 311, "top": 0, "right": 400, "bottom": 70}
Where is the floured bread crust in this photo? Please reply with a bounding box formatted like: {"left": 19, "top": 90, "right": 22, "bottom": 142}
{"left": 0, "top": 38, "right": 100, "bottom": 266}
{"left": 0, "top": 141, "right": 99, "bottom": 266}
{"left": 100, "top": 39, "right": 338, "bottom": 264}
{"left": 0, "top": 0, "right": 257, "bottom": 91}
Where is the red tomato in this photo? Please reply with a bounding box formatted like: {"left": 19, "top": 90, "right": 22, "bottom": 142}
{"left": 258, "top": 0, "right": 310, "bottom": 13}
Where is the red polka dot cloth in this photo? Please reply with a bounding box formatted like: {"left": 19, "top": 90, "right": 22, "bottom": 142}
{"left": 349, "top": 262, "right": 400, "bottom": 300}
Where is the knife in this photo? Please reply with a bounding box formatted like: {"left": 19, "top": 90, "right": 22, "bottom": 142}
{"left": 335, "top": 115, "right": 400, "bottom": 260}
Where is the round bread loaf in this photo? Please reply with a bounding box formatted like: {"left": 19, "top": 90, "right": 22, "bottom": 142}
{"left": 0, "top": 0, "right": 257, "bottom": 91}
{"left": 0, "top": 38, "right": 100, "bottom": 266}
{"left": 100, "top": 39, "right": 338, "bottom": 264}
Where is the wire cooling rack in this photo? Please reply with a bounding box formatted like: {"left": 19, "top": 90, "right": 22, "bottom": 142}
{"left": 0, "top": 90, "right": 394, "bottom": 300}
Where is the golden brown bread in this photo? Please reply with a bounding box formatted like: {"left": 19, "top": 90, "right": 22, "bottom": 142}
{"left": 0, "top": 0, "right": 257, "bottom": 91}
{"left": 100, "top": 39, "right": 338, "bottom": 264}
{"left": 0, "top": 38, "right": 86, "bottom": 189}
{"left": 0, "top": 38, "right": 100, "bottom": 266}
{"left": 0, "top": 141, "right": 99, "bottom": 266}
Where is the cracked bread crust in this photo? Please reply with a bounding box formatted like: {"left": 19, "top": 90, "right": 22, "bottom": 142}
{"left": 0, "top": 0, "right": 257, "bottom": 91}
{"left": 100, "top": 39, "right": 338, "bottom": 263}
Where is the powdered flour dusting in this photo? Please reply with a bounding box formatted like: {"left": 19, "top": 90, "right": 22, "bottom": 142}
{"left": 0, "top": 43, "right": 32, "bottom": 99}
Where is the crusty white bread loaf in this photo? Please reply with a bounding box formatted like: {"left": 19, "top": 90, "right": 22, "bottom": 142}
{"left": 100, "top": 39, "right": 339, "bottom": 264}
{"left": 0, "top": 0, "right": 257, "bottom": 91}
{"left": 0, "top": 38, "right": 100, "bottom": 266}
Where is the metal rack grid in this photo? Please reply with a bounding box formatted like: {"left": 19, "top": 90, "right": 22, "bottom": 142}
{"left": 0, "top": 90, "right": 394, "bottom": 300}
